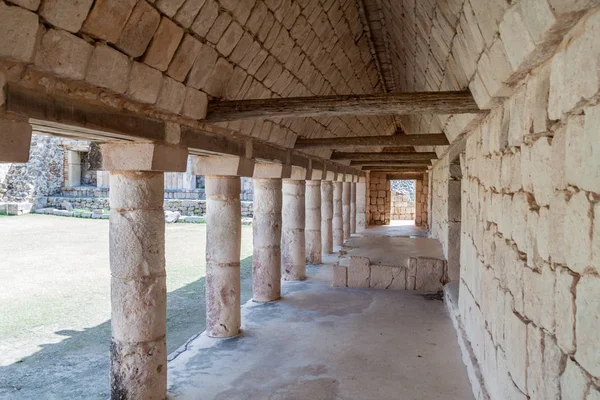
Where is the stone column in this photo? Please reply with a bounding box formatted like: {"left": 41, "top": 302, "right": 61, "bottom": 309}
{"left": 342, "top": 181, "right": 351, "bottom": 240}
{"left": 282, "top": 179, "right": 306, "bottom": 280}
{"left": 194, "top": 156, "right": 255, "bottom": 338}
{"left": 356, "top": 181, "right": 367, "bottom": 232}
{"left": 333, "top": 181, "right": 344, "bottom": 247}
{"left": 205, "top": 175, "right": 242, "bottom": 337}
{"left": 252, "top": 178, "right": 282, "bottom": 302}
{"left": 350, "top": 181, "right": 357, "bottom": 233}
{"left": 99, "top": 142, "right": 188, "bottom": 400}
{"left": 305, "top": 180, "right": 322, "bottom": 264}
{"left": 321, "top": 181, "right": 333, "bottom": 254}
{"left": 109, "top": 171, "right": 167, "bottom": 399}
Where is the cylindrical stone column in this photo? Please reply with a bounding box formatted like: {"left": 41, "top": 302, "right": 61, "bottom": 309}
{"left": 356, "top": 182, "right": 367, "bottom": 232}
{"left": 321, "top": 181, "right": 333, "bottom": 254}
{"left": 205, "top": 176, "right": 241, "bottom": 338}
{"left": 282, "top": 180, "right": 306, "bottom": 280}
{"left": 342, "top": 182, "right": 351, "bottom": 240}
{"left": 333, "top": 182, "right": 343, "bottom": 247}
{"left": 305, "top": 180, "right": 322, "bottom": 264}
{"left": 252, "top": 178, "right": 282, "bottom": 302}
{"left": 109, "top": 171, "right": 166, "bottom": 400}
{"left": 350, "top": 182, "right": 357, "bottom": 233}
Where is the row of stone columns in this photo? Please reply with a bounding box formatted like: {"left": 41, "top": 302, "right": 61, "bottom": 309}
{"left": 73, "top": 140, "right": 366, "bottom": 399}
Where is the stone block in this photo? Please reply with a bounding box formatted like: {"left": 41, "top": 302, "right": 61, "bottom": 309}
{"left": 187, "top": 45, "right": 218, "bottom": 90}
{"left": 156, "top": 76, "right": 185, "bottom": 114}
{"left": 99, "top": 143, "right": 188, "bottom": 172}
{"left": 144, "top": 17, "right": 183, "bottom": 72}
{"left": 575, "top": 274, "right": 600, "bottom": 376}
{"left": 369, "top": 266, "right": 406, "bottom": 290}
{"left": 192, "top": 156, "right": 254, "bottom": 177}
{"left": 564, "top": 191, "right": 592, "bottom": 274}
{"left": 85, "top": 44, "right": 131, "bottom": 94}
{"left": 543, "top": 333, "right": 564, "bottom": 400}
{"left": 332, "top": 265, "right": 347, "bottom": 287}
{"left": 7, "top": 0, "right": 39, "bottom": 11}
{"left": 203, "top": 58, "right": 234, "bottom": 98}
{"left": 0, "top": 2, "right": 40, "bottom": 62}
{"left": 156, "top": 0, "right": 186, "bottom": 17}
{"left": 561, "top": 358, "right": 589, "bottom": 400}
{"left": 530, "top": 137, "right": 553, "bottom": 206}
{"left": 580, "top": 104, "right": 600, "bottom": 193}
{"left": 565, "top": 115, "right": 586, "bottom": 189}
{"left": 39, "top": 0, "right": 93, "bottom": 33}
{"left": 82, "top": 0, "right": 137, "bottom": 43}
{"left": 115, "top": 0, "right": 160, "bottom": 58}
{"left": 549, "top": 191, "right": 569, "bottom": 264}
{"left": 126, "top": 62, "right": 163, "bottom": 104}
{"left": 216, "top": 21, "right": 243, "bottom": 57}
{"left": 410, "top": 257, "right": 446, "bottom": 291}
{"left": 0, "top": 120, "right": 32, "bottom": 163}
{"left": 167, "top": 34, "right": 202, "bottom": 82}
{"left": 555, "top": 266, "right": 576, "bottom": 354}
{"left": 527, "top": 324, "right": 544, "bottom": 400}
{"left": 504, "top": 308, "right": 528, "bottom": 393}
{"left": 518, "top": 0, "right": 557, "bottom": 45}
{"left": 347, "top": 256, "right": 370, "bottom": 288}
{"left": 34, "top": 28, "right": 93, "bottom": 80}
{"left": 594, "top": 202, "right": 600, "bottom": 274}
{"left": 179, "top": 86, "right": 207, "bottom": 120}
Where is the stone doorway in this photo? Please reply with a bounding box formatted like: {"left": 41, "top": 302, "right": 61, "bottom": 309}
{"left": 390, "top": 180, "right": 416, "bottom": 224}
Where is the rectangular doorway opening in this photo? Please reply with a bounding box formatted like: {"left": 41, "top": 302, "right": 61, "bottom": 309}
{"left": 390, "top": 179, "right": 416, "bottom": 226}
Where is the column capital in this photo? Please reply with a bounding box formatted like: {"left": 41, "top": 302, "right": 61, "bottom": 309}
{"left": 253, "top": 162, "right": 291, "bottom": 179}
{"left": 0, "top": 119, "right": 32, "bottom": 163}
{"left": 288, "top": 165, "right": 307, "bottom": 180}
{"left": 192, "top": 155, "right": 255, "bottom": 177}
{"left": 96, "top": 142, "right": 188, "bottom": 172}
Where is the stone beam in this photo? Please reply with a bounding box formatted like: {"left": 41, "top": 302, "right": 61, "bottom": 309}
{"left": 192, "top": 156, "right": 255, "bottom": 177}
{"left": 0, "top": 119, "right": 32, "bottom": 162}
{"left": 386, "top": 173, "right": 426, "bottom": 180}
{"left": 294, "top": 134, "right": 449, "bottom": 150}
{"left": 331, "top": 152, "right": 438, "bottom": 161}
{"left": 6, "top": 85, "right": 365, "bottom": 176}
{"left": 96, "top": 142, "right": 188, "bottom": 172}
{"left": 204, "top": 91, "right": 482, "bottom": 122}
{"left": 253, "top": 162, "right": 292, "bottom": 179}
{"left": 350, "top": 160, "right": 432, "bottom": 167}
{"left": 362, "top": 166, "right": 429, "bottom": 172}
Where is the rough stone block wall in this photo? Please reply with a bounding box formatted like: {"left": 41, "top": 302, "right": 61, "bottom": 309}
{"left": 390, "top": 191, "right": 414, "bottom": 220}
{"left": 368, "top": 172, "right": 390, "bottom": 225}
{"left": 0, "top": 0, "right": 396, "bottom": 153}
{"left": 428, "top": 5, "right": 600, "bottom": 399}
{"left": 415, "top": 175, "right": 428, "bottom": 227}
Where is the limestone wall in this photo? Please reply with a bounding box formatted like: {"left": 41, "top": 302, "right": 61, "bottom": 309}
{"left": 427, "top": 5, "right": 600, "bottom": 400}
{"left": 415, "top": 174, "right": 428, "bottom": 227}
{"left": 390, "top": 191, "right": 414, "bottom": 221}
{"left": 368, "top": 172, "right": 390, "bottom": 225}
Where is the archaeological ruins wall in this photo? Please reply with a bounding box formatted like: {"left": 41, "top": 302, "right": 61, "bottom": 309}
{"left": 369, "top": 173, "right": 428, "bottom": 226}
{"left": 425, "top": 3, "right": 600, "bottom": 400}
{"left": 390, "top": 191, "right": 414, "bottom": 221}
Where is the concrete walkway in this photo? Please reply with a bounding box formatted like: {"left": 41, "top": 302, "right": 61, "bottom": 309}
{"left": 167, "top": 263, "right": 473, "bottom": 400}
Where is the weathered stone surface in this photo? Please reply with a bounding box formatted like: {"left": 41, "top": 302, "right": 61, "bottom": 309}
{"left": 543, "top": 333, "right": 563, "bottom": 400}
{"left": 575, "top": 274, "right": 600, "bottom": 376}
{"left": 85, "top": 44, "right": 131, "bottom": 94}
{"left": 0, "top": 120, "right": 33, "bottom": 163}
{"left": 203, "top": 57, "right": 234, "bottom": 98}
{"left": 115, "top": 0, "right": 160, "bottom": 58}
{"left": 126, "top": 62, "right": 163, "bottom": 104}
{"left": 34, "top": 28, "right": 93, "bottom": 80}
{"left": 580, "top": 104, "right": 600, "bottom": 193}
{"left": 530, "top": 137, "right": 553, "bottom": 206}
{"left": 348, "top": 256, "right": 370, "bottom": 288}
{"left": 564, "top": 191, "right": 592, "bottom": 274}
{"left": 167, "top": 34, "right": 202, "bottom": 82}
{"left": 370, "top": 266, "right": 406, "bottom": 290}
{"left": 216, "top": 21, "right": 243, "bottom": 57}
{"left": 155, "top": 76, "right": 185, "bottom": 114}
{"left": 39, "top": 0, "right": 93, "bottom": 33}
{"left": 332, "top": 182, "right": 343, "bottom": 246}
{"left": 555, "top": 266, "right": 576, "bottom": 354}
{"left": 526, "top": 324, "right": 543, "bottom": 400}
{"left": 0, "top": 2, "right": 40, "bottom": 62}
{"left": 281, "top": 180, "right": 305, "bottom": 281}
{"left": 504, "top": 307, "right": 528, "bottom": 394}
{"left": 561, "top": 358, "right": 589, "bottom": 400}
{"left": 305, "top": 180, "right": 322, "bottom": 265}
{"left": 332, "top": 265, "right": 347, "bottom": 287}
{"left": 82, "top": 0, "right": 137, "bottom": 43}
{"left": 100, "top": 143, "right": 188, "bottom": 172}
{"left": 143, "top": 17, "right": 184, "bottom": 72}
{"left": 181, "top": 88, "right": 208, "bottom": 120}
{"left": 7, "top": 0, "right": 39, "bottom": 11}
{"left": 187, "top": 44, "right": 218, "bottom": 90}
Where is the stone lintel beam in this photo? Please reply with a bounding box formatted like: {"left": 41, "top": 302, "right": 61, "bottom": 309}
{"left": 294, "top": 134, "right": 450, "bottom": 150}
{"left": 0, "top": 119, "right": 32, "bottom": 162}
{"left": 324, "top": 170, "right": 336, "bottom": 181}
{"left": 350, "top": 160, "right": 432, "bottom": 167}
{"left": 290, "top": 165, "right": 308, "bottom": 180}
{"left": 253, "top": 162, "right": 292, "bottom": 179}
{"left": 331, "top": 152, "right": 438, "bottom": 161}
{"left": 97, "top": 142, "right": 188, "bottom": 172}
{"left": 205, "top": 91, "right": 482, "bottom": 122}
{"left": 193, "top": 156, "right": 255, "bottom": 177}
{"left": 7, "top": 85, "right": 365, "bottom": 177}
{"left": 386, "top": 173, "right": 426, "bottom": 180}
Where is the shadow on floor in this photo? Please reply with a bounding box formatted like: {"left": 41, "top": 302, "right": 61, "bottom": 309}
{"left": 0, "top": 256, "right": 253, "bottom": 400}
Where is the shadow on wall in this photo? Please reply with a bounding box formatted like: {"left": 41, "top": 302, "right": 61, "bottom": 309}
{"left": 0, "top": 256, "right": 254, "bottom": 400}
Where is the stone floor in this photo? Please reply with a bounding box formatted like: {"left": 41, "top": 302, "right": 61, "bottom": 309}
{"left": 167, "top": 261, "right": 473, "bottom": 400}
{"left": 361, "top": 220, "right": 429, "bottom": 238}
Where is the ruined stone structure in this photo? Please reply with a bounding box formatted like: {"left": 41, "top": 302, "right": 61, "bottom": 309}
{"left": 1, "top": 0, "right": 599, "bottom": 399}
